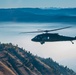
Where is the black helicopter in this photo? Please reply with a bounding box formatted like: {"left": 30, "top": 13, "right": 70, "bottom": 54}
{"left": 21, "top": 26, "right": 76, "bottom": 44}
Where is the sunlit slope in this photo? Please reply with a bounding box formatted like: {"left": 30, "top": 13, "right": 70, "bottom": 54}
{"left": 0, "top": 61, "right": 16, "bottom": 75}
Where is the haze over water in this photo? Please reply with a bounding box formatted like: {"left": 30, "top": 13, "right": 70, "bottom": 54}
{"left": 0, "top": 22, "right": 76, "bottom": 72}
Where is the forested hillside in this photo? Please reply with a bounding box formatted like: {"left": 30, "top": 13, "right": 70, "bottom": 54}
{"left": 0, "top": 43, "right": 76, "bottom": 75}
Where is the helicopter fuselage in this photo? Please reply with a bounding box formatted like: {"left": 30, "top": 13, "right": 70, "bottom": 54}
{"left": 31, "top": 33, "right": 76, "bottom": 44}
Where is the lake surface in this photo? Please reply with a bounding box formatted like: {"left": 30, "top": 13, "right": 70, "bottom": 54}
{"left": 0, "top": 22, "right": 76, "bottom": 72}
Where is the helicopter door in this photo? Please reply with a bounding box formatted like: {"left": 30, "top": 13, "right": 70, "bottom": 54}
{"left": 39, "top": 36, "right": 45, "bottom": 44}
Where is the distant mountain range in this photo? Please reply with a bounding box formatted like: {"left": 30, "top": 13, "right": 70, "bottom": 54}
{"left": 0, "top": 43, "right": 76, "bottom": 75}
{"left": 0, "top": 8, "right": 76, "bottom": 23}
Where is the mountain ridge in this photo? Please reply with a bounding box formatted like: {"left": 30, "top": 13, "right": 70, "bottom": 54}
{"left": 0, "top": 8, "right": 76, "bottom": 23}
{"left": 0, "top": 43, "right": 76, "bottom": 75}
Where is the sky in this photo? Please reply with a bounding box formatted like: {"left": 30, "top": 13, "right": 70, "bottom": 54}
{"left": 0, "top": 0, "right": 76, "bottom": 8}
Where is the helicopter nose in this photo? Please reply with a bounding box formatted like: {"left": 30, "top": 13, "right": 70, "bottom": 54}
{"left": 31, "top": 38, "right": 35, "bottom": 41}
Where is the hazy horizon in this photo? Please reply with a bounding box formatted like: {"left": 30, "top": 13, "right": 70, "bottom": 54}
{"left": 0, "top": 22, "right": 76, "bottom": 72}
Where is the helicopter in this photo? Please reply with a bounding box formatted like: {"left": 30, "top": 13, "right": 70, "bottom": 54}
{"left": 20, "top": 26, "right": 76, "bottom": 44}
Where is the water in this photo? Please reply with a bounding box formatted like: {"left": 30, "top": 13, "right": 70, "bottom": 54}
{"left": 0, "top": 22, "right": 76, "bottom": 72}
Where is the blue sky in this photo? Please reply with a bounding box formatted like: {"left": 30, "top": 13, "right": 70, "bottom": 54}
{"left": 0, "top": 0, "right": 76, "bottom": 8}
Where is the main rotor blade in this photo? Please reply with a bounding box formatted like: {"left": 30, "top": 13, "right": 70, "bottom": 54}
{"left": 20, "top": 31, "right": 43, "bottom": 33}
{"left": 45, "top": 26, "right": 72, "bottom": 32}
{"left": 20, "top": 26, "right": 72, "bottom": 34}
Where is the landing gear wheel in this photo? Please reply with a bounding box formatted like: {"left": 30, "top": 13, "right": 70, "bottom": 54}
{"left": 71, "top": 41, "right": 74, "bottom": 44}
{"left": 40, "top": 41, "right": 45, "bottom": 44}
